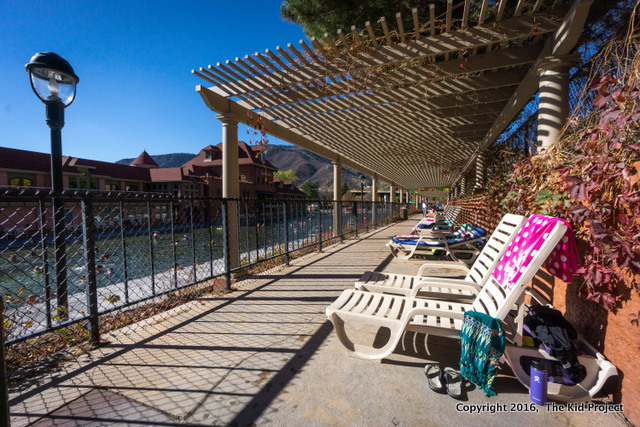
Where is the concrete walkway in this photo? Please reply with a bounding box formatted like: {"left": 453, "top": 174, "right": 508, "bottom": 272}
{"left": 8, "top": 216, "right": 627, "bottom": 426}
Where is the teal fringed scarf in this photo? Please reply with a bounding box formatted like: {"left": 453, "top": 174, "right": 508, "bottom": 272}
{"left": 459, "top": 310, "right": 506, "bottom": 397}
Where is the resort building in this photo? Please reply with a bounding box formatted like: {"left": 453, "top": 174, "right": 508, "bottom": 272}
{"left": 0, "top": 141, "right": 304, "bottom": 199}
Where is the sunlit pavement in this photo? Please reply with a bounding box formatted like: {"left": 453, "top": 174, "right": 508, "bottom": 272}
{"left": 8, "top": 216, "right": 626, "bottom": 426}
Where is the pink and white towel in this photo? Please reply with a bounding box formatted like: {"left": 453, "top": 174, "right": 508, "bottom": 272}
{"left": 492, "top": 214, "right": 579, "bottom": 289}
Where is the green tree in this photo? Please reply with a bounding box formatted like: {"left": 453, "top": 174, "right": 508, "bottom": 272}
{"left": 280, "top": 0, "right": 516, "bottom": 42}
{"left": 301, "top": 181, "right": 320, "bottom": 199}
{"left": 273, "top": 169, "right": 299, "bottom": 183}
{"left": 341, "top": 181, "right": 349, "bottom": 196}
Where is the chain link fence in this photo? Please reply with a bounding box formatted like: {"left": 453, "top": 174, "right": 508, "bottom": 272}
{"left": 0, "top": 188, "right": 411, "bottom": 373}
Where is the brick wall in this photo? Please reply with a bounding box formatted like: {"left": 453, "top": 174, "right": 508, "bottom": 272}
{"left": 448, "top": 194, "right": 501, "bottom": 233}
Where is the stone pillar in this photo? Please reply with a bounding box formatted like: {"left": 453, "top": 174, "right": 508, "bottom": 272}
{"left": 460, "top": 176, "right": 467, "bottom": 197}
{"left": 474, "top": 153, "right": 485, "bottom": 190}
{"left": 399, "top": 189, "right": 404, "bottom": 205}
{"left": 333, "top": 160, "right": 342, "bottom": 239}
{"left": 390, "top": 184, "right": 395, "bottom": 203}
{"left": 537, "top": 55, "right": 579, "bottom": 152}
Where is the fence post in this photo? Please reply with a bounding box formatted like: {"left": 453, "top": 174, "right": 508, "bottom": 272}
{"left": 355, "top": 201, "right": 358, "bottom": 238}
{"left": 222, "top": 199, "right": 231, "bottom": 290}
{"left": 51, "top": 193, "right": 68, "bottom": 320}
{"left": 38, "top": 198, "right": 52, "bottom": 329}
{"left": 366, "top": 202, "right": 369, "bottom": 234}
{"left": 190, "top": 199, "right": 196, "bottom": 284}
{"left": 282, "top": 201, "right": 290, "bottom": 266}
{"left": 317, "top": 201, "right": 322, "bottom": 253}
{"left": 206, "top": 200, "right": 214, "bottom": 277}
{"left": 0, "top": 299, "right": 10, "bottom": 427}
{"left": 81, "top": 196, "right": 99, "bottom": 344}
{"left": 118, "top": 199, "right": 130, "bottom": 303}
{"left": 146, "top": 201, "right": 155, "bottom": 296}
{"left": 170, "top": 200, "right": 178, "bottom": 288}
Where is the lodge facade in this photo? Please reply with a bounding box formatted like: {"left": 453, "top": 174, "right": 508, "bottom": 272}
{"left": 0, "top": 141, "right": 304, "bottom": 199}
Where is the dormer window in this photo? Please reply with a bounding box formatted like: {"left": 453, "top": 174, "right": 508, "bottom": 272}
{"left": 204, "top": 150, "right": 213, "bottom": 161}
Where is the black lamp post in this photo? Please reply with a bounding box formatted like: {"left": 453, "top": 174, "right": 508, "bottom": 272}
{"left": 359, "top": 174, "right": 366, "bottom": 202}
{"left": 26, "top": 52, "right": 79, "bottom": 318}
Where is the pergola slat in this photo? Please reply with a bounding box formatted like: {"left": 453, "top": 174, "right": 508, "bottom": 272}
{"left": 194, "top": 1, "right": 592, "bottom": 189}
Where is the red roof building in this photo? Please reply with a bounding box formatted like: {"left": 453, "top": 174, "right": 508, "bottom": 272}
{"left": 0, "top": 143, "right": 304, "bottom": 199}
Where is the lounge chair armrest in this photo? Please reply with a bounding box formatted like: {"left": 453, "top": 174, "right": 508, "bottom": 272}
{"left": 409, "top": 279, "right": 481, "bottom": 299}
{"left": 416, "top": 263, "right": 469, "bottom": 276}
{"left": 406, "top": 307, "right": 466, "bottom": 320}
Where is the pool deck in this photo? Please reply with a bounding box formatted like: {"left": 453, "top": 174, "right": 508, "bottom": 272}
{"left": 7, "top": 215, "right": 627, "bottom": 426}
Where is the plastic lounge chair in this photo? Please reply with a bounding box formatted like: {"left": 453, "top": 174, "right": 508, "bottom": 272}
{"left": 386, "top": 224, "right": 486, "bottom": 262}
{"left": 326, "top": 215, "right": 567, "bottom": 360}
{"left": 412, "top": 213, "right": 452, "bottom": 233}
{"left": 328, "top": 216, "right": 617, "bottom": 402}
{"left": 412, "top": 219, "right": 453, "bottom": 234}
{"left": 357, "top": 214, "right": 527, "bottom": 301}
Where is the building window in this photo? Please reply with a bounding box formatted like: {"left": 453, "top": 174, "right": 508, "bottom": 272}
{"left": 9, "top": 176, "right": 33, "bottom": 187}
{"left": 105, "top": 182, "right": 119, "bottom": 191}
{"left": 173, "top": 185, "right": 180, "bottom": 196}
{"left": 204, "top": 150, "right": 212, "bottom": 161}
{"left": 125, "top": 183, "right": 139, "bottom": 191}
{"left": 68, "top": 176, "right": 97, "bottom": 190}
{"left": 185, "top": 183, "right": 199, "bottom": 197}
{"left": 147, "top": 183, "right": 169, "bottom": 193}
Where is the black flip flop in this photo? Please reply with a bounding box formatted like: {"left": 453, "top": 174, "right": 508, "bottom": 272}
{"left": 424, "top": 363, "right": 445, "bottom": 393}
{"left": 444, "top": 367, "right": 463, "bottom": 399}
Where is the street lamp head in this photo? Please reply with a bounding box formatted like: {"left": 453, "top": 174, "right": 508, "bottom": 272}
{"left": 26, "top": 52, "right": 79, "bottom": 106}
{"left": 359, "top": 174, "right": 366, "bottom": 184}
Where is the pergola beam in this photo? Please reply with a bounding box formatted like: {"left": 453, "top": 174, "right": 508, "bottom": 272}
{"left": 194, "top": 0, "right": 590, "bottom": 190}
{"left": 457, "top": 0, "right": 594, "bottom": 180}
{"left": 196, "top": 85, "right": 396, "bottom": 185}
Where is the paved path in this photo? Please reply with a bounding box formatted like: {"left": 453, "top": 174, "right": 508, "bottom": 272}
{"left": 8, "top": 216, "right": 627, "bottom": 426}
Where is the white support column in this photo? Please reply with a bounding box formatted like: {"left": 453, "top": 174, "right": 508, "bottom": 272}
{"left": 218, "top": 114, "right": 239, "bottom": 198}
{"left": 371, "top": 174, "right": 378, "bottom": 225}
{"left": 474, "top": 153, "right": 485, "bottom": 190}
{"left": 217, "top": 113, "right": 239, "bottom": 268}
{"left": 537, "top": 55, "right": 579, "bottom": 152}
{"left": 333, "top": 160, "right": 342, "bottom": 238}
{"left": 399, "top": 189, "right": 404, "bottom": 205}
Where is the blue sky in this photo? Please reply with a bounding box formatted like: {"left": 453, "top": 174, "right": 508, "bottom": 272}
{"left": 0, "top": 0, "right": 305, "bottom": 162}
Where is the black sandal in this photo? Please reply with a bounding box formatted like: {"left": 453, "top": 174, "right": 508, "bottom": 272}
{"left": 424, "top": 363, "right": 445, "bottom": 393}
{"left": 444, "top": 367, "right": 463, "bottom": 399}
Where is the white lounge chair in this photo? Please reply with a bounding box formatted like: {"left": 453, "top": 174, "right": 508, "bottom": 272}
{"left": 328, "top": 216, "right": 617, "bottom": 401}
{"left": 357, "top": 214, "right": 527, "bottom": 301}
{"left": 327, "top": 216, "right": 567, "bottom": 360}
{"left": 386, "top": 225, "right": 487, "bottom": 262}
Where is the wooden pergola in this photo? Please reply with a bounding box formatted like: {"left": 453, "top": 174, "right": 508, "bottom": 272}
{"left": 193, "top": 0, "right": 593, "bottom": 197}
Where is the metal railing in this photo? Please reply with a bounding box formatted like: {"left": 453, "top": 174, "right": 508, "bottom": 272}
{"left": 0, "top": 188, "right": 412, "bottom": 351}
